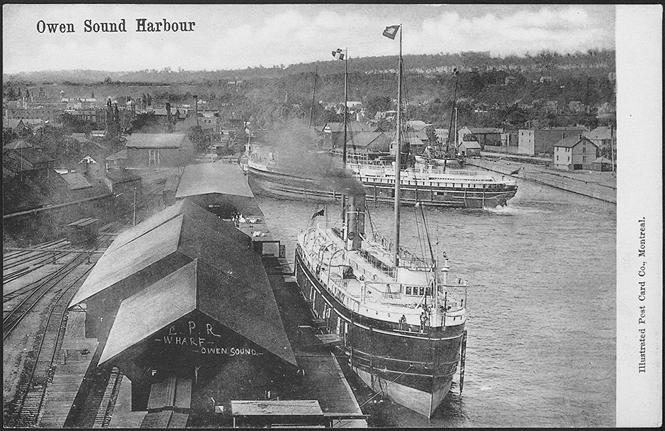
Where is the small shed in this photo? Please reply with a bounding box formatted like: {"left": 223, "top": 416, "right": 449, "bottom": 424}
{"left": 458, "top": 141, "right": 482, "bottom": 157}
{"left": 66, "top": 217, "right": 100, "bottom": 245}
{"left": 591, "top": 156, "right": 614, "bottom": 172}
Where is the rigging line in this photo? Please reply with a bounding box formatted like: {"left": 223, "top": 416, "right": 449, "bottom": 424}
{"left": 358, "top": 364, "right": 413, "bottom": 409}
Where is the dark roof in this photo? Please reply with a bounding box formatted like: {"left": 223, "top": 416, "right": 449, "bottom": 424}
{"left": 126, "top": 133, "right": 187, "bottom": 149}
{"left": 60, "top": 172, "right": 92, "bottom": 190}
{"left": 3, "top": 140, "right": 32, "bottom": 150}
{"left": 554, "top": 135, "right": 597, "bottom": 148}
{"left": 105, "top": 199, "right": 248, "bottom": 255}
{"left": 585, "top": 126, "right": 613, "bottom": 140}
{"left": 105, "top": 169, "right": 141, "bottom": 184}
{"left": 346, "top": 132, "right": 392, "bottom": 152}
{"left": 4, "top": 149, "right": 54, "bottom": 171}
{"left": 175, "top": 161, "right": 253, "bottom": 199}
{"left": 71, "top": 199, "right": 251, "bottom": 305}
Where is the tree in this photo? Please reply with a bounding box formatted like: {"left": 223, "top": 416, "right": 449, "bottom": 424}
{"left": 187, "top": 125, "right": 207, "bottom": 153}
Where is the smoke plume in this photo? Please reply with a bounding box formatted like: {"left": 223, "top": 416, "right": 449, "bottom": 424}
{"left": 265, "top": 120, "right": 365, "bottom": 197}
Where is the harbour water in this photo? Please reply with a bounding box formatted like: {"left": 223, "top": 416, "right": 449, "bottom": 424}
{"left": 257, "top": 173, "right": 616, "bottom": 427}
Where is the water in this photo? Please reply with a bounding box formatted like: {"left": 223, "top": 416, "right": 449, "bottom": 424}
{"left": 257, "top": 175, "right": 616, "bottom": 427}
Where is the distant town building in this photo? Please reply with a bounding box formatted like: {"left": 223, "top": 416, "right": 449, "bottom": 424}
{"left": 584, "top": 126, "right": 615, "bottom": 150}
{"left": 322, "top": 121, "right": 379, "bottom": 149}
{"left": 344, "top": 131, "right": 392, "bottom": 154}
{"left": 457, "top": 126, "right": 502, "bottom": 150}
{"left": 125, "top": 133, "right": 194, "bottom": 168}
{"left": 553, "top": 136, "right": 598, "bottom": 170}
{"left": 518, "top": 126, "right": 588, "bottom": 156}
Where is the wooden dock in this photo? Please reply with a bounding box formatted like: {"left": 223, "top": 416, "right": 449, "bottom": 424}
{"left": 263, "top": 256, "right": 367, "bottom": 428}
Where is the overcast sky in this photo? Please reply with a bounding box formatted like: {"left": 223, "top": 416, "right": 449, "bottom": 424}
{"left": 3, "top": 4, "right": 615, "bottom": 73}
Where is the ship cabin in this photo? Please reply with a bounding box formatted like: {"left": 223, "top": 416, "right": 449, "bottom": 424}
{"left": 301, "top": 225, "right": 467, "bottom": 333}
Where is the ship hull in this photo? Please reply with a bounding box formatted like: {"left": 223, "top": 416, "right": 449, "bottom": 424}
{"left": 294, "top": 246, "right": 465, "bottom": 418}
{"left": 247, "top": 164, "right": 516, "bottom": 208}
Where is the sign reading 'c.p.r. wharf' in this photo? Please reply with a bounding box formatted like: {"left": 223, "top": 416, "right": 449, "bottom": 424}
{"left": 153, "top": 318, "right": 263, "bottom": 357}
{"left": 36, "top": 18, "right": 196, "bottom": 33}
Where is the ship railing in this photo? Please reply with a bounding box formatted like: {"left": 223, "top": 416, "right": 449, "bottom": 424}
{"left": 363, "top": 235, "right": 433, "bottom": 269}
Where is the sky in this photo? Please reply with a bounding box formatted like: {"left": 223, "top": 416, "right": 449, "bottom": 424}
{"left": 3, "top": 4, "right": 616, "bottom": 73}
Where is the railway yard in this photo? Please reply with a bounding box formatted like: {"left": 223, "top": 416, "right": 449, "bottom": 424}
{"left": 3, "top": 223, "right": 120, "bottom": 427}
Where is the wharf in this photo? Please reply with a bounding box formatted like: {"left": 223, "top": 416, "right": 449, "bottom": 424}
{"left": 467, "top": 157, "right": 616, "bottom": 203}
{"left": 263, "top": 256, "right": 367, "bottom": 428}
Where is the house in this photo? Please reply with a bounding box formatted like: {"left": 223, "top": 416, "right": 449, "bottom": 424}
{"left": 345, "top": 131, "right": 392, "bottom": 154}
{"left": 584, "top": 126, "right": 615, "bottom": 150}
{"left": 322, "top": 121, "right": 379, "bottom": 149}
{"left": 125, "top": 133, "right": 194, "bottom": 168}
{"left": 3, "top": 118, "right": 45, "bottom": 135}
{"left": 518, "top": 126, "right": 588, "bottom": 156}
{"left": 105, "top": 149, "right": 128, "bottom": 171}
{"left": 458, "top": 141, "right": 481, "bottom": 157}
{"left": 457, "top": 126, "right": 502, "bottom": 150}
{"left": 553, "top": 136, "right": 599, "bottom": 170}
{"left": 79, "top": 155, "right": 103, "bottom": 179}
{"left": 198, "top": 112, "right": 220, "bottom": 132}
{"left": 3, "top": 148, "right": 55, "bottom": 180}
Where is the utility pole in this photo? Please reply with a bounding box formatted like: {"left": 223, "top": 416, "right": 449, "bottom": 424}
{"left": 309, "top": 66, "right": 318, "bottom": 128}
{"left": 194, "top": 95, "right": 199, "bottom": 127}
{"left": 133, "top": 187, "right": 137, "bottom": 226}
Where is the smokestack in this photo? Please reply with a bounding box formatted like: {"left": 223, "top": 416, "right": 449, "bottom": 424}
{"left": 346, "top": 194, "right": 365, "bottom": 251}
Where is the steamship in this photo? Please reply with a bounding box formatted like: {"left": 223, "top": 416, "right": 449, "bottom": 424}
{"left": 294, "top": 25, "right": 468, "bottom": 418}
{"left": 246, "top": 147, "right": 517, "bottom": 208}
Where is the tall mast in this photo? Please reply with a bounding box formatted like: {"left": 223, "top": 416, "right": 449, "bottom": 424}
{"left": 341, "top": 49, "right": 349, "bottom": 245}
{"left": 393, "top": 25, "right": 402, "bottom": 269}
{"left": 308, "top": 66, "right": 318, "bottom": 128}
{"left": 343, "top": 49, "right": 348, "bottom": 167}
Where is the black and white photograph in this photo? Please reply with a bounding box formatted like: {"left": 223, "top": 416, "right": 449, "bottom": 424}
{"left": 2, "top": 4, "right": 661, "bottom": 428}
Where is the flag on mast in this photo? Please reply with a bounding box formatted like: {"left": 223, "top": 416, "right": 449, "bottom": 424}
{"left": 383, "top": 25, "right": 400, "bottom": 39}
{"left": 331, "top": 48, "right": 345, "bottom": 60}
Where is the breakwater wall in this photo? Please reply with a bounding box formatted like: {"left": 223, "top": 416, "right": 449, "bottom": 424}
{"left": 467, "top": 158, "right": 616, "bottom": 204}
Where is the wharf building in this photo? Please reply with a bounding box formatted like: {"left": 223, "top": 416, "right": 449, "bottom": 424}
{"left": 67, "top": 163, "right": 365, "bottom": 427}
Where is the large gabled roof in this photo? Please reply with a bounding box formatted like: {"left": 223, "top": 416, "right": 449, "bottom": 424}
{"left": 70, "top": 199, "right": 252, "bottom": 306}
{"left": 554, "top": 135, "right": 597, "bottom": 148}
{"left": 69, "top": 215, "right": 184, "bottom": 306}
{"left": 98, "top": 257, "right": 297, "bottom": 367}
{"left": 175, "top": 161, "right": 253, "bottom": 199}
{"left": 126, "top": 133, "right": 187, "bottom": 149}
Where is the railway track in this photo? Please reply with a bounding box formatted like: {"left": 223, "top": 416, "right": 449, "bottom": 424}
{"left": 3, "top": 236, "right": 114, "bottom": 428}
